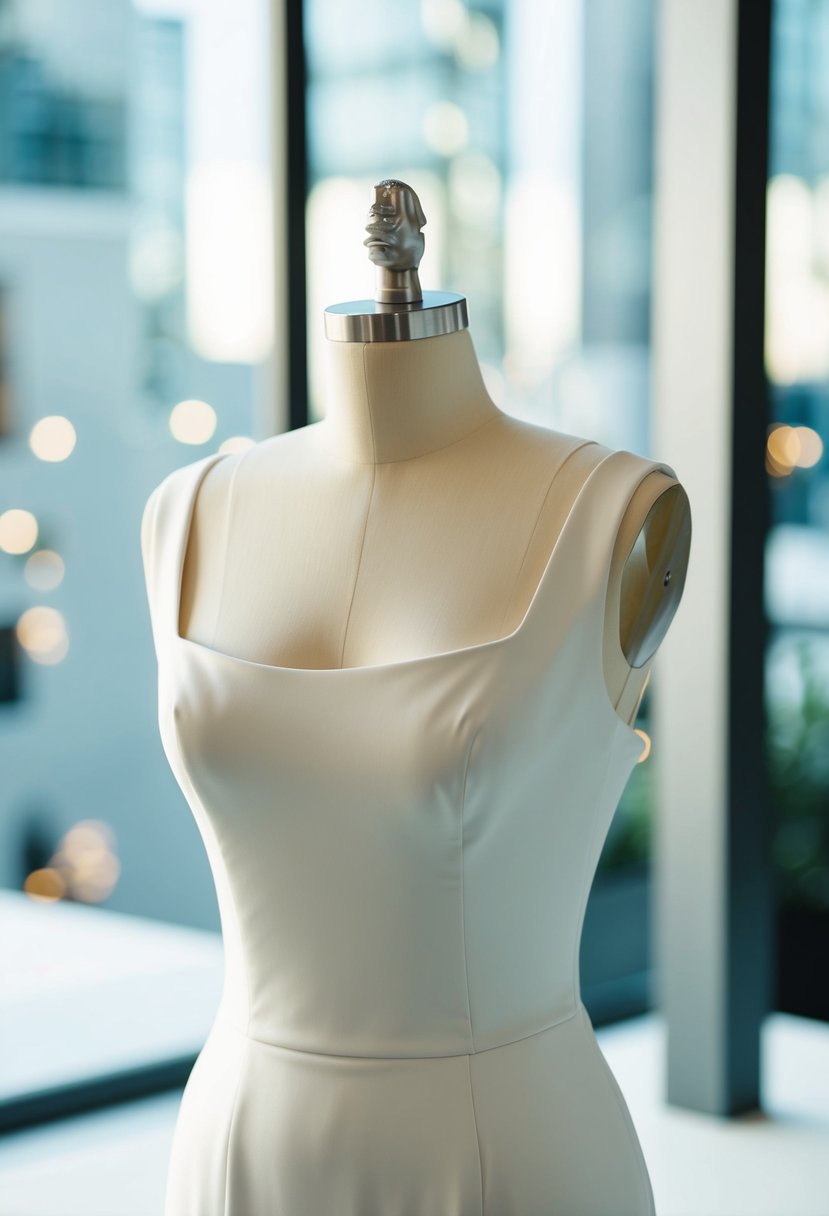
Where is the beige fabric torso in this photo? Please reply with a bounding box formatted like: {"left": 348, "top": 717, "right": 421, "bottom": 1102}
{"left": 178, "top": 417, "right": 611, "bottom": 675}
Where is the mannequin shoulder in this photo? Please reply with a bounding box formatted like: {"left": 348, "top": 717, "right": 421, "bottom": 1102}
{"left": 504, "top": 422, "right": 692, "bottom": 665}
{"left": 486, "top": 412, "right": 611, "bottom": 476}
{"left": 462, "top": 412, "right": 691, "bottom": 538}
{"left": 139, "top": 451, "right": 240, "bottom": 579}
{"left": 549, "top": 434, "right": 691, "bottom": 551}
{"left": 142, "top": 423, "right": 339, "bottom": 564}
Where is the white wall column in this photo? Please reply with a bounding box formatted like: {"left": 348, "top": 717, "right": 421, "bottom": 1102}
{"left": 652, "top": 0, "right": 773, "bottom": 1115}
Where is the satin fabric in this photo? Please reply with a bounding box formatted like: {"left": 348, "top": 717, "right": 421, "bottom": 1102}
{"left": 142, "top": 445, "right": 671, "bottom": 1215}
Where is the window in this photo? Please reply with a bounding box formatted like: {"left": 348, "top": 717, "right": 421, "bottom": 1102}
{"left": 765, "top": 0, "right": 829, "bottom": 1021}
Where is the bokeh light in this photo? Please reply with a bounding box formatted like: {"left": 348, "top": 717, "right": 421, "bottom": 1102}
{"left": 24, "top": 549, "right": 65, "bottom": 591}
{"left": 420, "top": 0, "right": 467, "bottom": 50}
{"left": 0, "top": 508, "right": 38, "bottom": 555}
{"left": 23, "top": 867, "right": 66, "bottom": 902}
{"left": 455, "top": 11, "right": 499, "bottom": 71}
{"left": 29, "top": 415, "right": 77, "bottom": 462}
{"left": 169, "top": 398, "right": 217, "bottom": 445}
{"left": 22, "top": 819, "right": 121, "bottom": 905}
{"left": 766, "top": 423, "right": 825, "bottom": 477}
{"left": 793, "top": 425, "right": 824, "bottom": 468}
{"left": 422, "top": 101, "right": 469, "bottom": 157}
{"left": 15, "top": 606, "right": 69, "bottom": 664}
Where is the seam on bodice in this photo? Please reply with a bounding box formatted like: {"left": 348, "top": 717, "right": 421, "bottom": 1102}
{"left": 466, "top": 1052, "right": 485, "bottom": 1215}
{"left": 221, "top": 1038, "right": 247, "bottom": 1216}
{"left": 215, "top": 1003, "right": 583, "bottom": 1061}
{"left": 459, "top": 726, "right": 481, "bottom": 1054}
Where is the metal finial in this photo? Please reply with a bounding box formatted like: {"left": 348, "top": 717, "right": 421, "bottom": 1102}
{"left": 323, "top": 178, "right": 468, "bottom": 343}
{"left": 363, "top": 180, "right": 426, "bottom": 304}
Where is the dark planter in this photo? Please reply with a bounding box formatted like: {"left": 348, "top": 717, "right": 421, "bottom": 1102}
{"left": 776, "top": 904, "right": 829, "bottom": 1021}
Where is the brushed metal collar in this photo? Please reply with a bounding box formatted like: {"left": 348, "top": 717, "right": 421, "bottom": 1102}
{"left": 324, "top": 292, "right": 468, "bottom": 343}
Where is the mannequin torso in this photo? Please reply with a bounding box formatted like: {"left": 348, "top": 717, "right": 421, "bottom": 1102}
{"left": 173, "top": 329, "right": 690, "bottom": 729}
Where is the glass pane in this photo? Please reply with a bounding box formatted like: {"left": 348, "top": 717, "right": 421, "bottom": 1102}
{"left": 765, "top": 0, "right": 829, "bottom": 1018}
{"left": 0, "top": 0, "right": 270, "bottom": 1104}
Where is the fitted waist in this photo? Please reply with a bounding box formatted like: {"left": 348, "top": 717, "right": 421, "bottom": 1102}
{"left": 214, "top": 1003, "right": 585, "bottom": 1060}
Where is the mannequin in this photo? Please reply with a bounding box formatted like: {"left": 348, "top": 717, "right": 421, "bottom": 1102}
{"left": 142, "top": 179, "right": 692, "bottom": 1215}
{"left": 177, "top": 180, "right": 690, "bottom": 727}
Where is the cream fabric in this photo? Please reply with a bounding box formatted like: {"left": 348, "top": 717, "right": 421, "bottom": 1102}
{"left": 142, "top": 445, "right": 672, "bottom": 1215}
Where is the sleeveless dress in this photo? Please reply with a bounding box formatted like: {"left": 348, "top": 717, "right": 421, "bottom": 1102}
{"left": 141, "top": 441, "right": 674, "bottom": 1216}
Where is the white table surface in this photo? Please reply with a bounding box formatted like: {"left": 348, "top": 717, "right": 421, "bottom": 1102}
{"left": 0, "top": 889, "right": 223, "bottom": 1108}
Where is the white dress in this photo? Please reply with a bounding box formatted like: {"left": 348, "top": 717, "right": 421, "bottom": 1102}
{"left": 141, "top": 442, "right": 671, "bottom": 1215}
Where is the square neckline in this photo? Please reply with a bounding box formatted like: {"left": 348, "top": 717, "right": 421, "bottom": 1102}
{"left": 169, "top": 446, "right": 650, "bottom": 752}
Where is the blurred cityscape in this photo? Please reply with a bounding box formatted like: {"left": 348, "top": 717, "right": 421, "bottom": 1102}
{"left": 0, "top": 0, "right": 269, "bottom": 930}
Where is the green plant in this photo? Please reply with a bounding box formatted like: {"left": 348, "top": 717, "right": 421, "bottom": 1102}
{"left": 767, "top": 633, "right": 829, "bottom": 913}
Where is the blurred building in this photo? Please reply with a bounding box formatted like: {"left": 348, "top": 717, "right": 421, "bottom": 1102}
{"left": 0, "top": 0, "right": 259, "bottom": 929}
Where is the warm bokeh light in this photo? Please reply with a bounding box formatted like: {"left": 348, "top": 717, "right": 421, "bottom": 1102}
{"left": 29, "top": 415, "right": 77, "bottom": 462}
{"left": 169, "top": 398, "right": 217, "bottom": 445}
{"left": 635, "top": 729, "right": 651, "bottom": 763}
{"left": 422, "top": 101, "right": 469, "bottom": 157}
{"left": 70, "top": 853, "right": 122, "bottom": 903}
{"left": 766, "top": 423, "right": 824, "bottom": 477}
{"left": 61, "top": 819, "right": 116, "bottom": 864}
{"left": 23, "top": 867, "right": 66, "bottom": 902}
{"left": 54, "top": 819, "right": 120, "bottom": 903}
{"left": 767, "top": 423, "right": 800, "bottom": 475}
{"left": 0, "top": 507, "right": 38, "bottom": 554}
{"left": 25, "top": 819, "right": 122, "bottom": 905}
{"left": 15, "top": 605, "right": 69, "bottom": 664}
{"left": 766, "top": 456, "right": 791, "bottom": 479}
{"left": 24, "top": 548, "right": 65, "bottom": 591}
{"left": 219, "top": 435, "right": 257, "bottom": 455}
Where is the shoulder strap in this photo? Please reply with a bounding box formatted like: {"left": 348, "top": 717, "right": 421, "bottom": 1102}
{"left": 140, "top": 453, "right": 227, "bottom": 661}
{"left": 575, "top": 449, "right": 678, "bottom": 723}
{"left": 512, "top": 447, "right": 677, "bottom": 674}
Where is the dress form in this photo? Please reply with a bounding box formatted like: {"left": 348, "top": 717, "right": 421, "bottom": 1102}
{"left": 141, "top": 180, "right": 694, "bottom": 1216}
